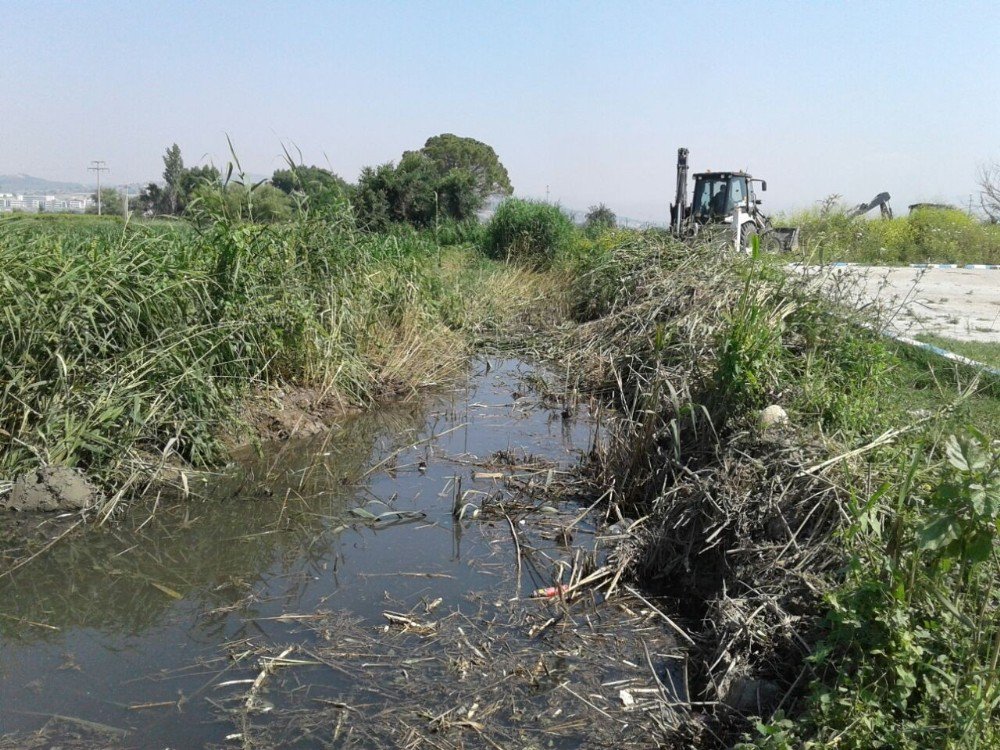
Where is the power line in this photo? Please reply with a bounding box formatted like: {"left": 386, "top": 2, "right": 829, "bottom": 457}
{"left": 88, "top": 160, "right": 109, "bottom": 215}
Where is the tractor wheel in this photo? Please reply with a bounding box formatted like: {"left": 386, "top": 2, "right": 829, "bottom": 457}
{"left": 740, "top": 223, "right": 758, "bottom": 253}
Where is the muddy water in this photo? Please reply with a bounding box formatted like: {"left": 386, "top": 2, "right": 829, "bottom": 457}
{"left": 0, "top": 359, "right": 602, "bottom": 747}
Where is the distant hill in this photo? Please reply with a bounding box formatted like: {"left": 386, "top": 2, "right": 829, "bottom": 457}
{"left": 0, "top": 174, "right": 91, "bottom": 193}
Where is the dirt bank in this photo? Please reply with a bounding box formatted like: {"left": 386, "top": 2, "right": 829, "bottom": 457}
{"left": 1, "top": 467, "right": 101, "bottom": 513}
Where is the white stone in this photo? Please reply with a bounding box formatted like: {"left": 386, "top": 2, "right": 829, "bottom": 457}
{"left": 759, "top": 404, "right": 789, "bottom": 428}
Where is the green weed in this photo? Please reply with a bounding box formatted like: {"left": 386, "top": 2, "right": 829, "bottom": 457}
{"left": 483, "top": 198, "right": 575, "bottom": 267}
{"left": 0, "top": 209, "right": 471, "bottom": 511}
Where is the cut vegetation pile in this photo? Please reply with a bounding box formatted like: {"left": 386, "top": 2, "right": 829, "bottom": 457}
{"left": 552, "top": 234, "right": 1000, "bottom": 748}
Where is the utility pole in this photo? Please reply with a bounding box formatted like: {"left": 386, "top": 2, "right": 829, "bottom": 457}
{"left": 122, "top": 184, "right": 129, "bottom": 221}
{"left": 88, "top": 160, "right": 108, "bottom": 215}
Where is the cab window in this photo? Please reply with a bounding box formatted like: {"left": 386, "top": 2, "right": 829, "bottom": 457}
{"left": 729, "top": 176, "right": 746, "bottom": 206}
{"left": 694, "top": 177, "right": 732, "bottom": 217}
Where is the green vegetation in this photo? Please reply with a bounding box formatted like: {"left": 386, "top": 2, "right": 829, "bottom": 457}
{"left": 0, "top": 208, "right": 523, "bottom": 515}
{"left": 784, "top": 205, "right": 1000, "bottom": 265}
{"left": 353, "top": 133, "right": 511, "bottom": 231}
{"left": 138, "top": 143, "right": 222, "bottom": 216}
{"left": 84, "top": 187, "right": 125, "bottom": 215}
{"left": 271, "top": 164, "right": 353, "bottom": 203}
{"left": 131, "top": 134, "right": 512, "bottom": 231}
{"left": 188, "top": 180, "right": 296, "bottom": 224}
{"left": 3, "top": 137, "right": 1000, "bottom": 748}
{"left": 913, "top": 334, "right": 1000, "bottom": 370}
{"left": 484, "top": 198, "right": 575, "bottom": 267}
{"left": 584, "top": 203, "right": 617, "bottom": 234}
{"left": 411, "top": 133, "right": 513, "bottom": 198}
{"left": 517, "top": 232, "right": 1000, "bottom": 748}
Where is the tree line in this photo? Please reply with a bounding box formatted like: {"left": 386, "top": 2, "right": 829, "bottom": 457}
{"left": 126, "top": 134, "right": 515, "bottom": 228}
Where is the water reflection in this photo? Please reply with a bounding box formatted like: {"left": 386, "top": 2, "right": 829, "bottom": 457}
{"left": 0, "top": 359, "right": 597, "bottom": 747}
{"left": 0, "top": 404, "right": 428, "bottom": 640}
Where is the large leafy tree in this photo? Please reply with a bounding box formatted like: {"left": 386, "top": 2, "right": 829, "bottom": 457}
{"left": 354, "top": 134, "right": 511, "bottom": 230}
{"left": 188, "top": 182, "right": 292, "bottom": 224}
{"left": 353, "top": 164, "right": 395, "bottom": 231}
{"left": 354, "top": 153, "right": 440, "bottom": 230}
{"left": 271, "top": 165, "right": 353, "bottom": 216}
{"left": 180, "top": 165, "right": 221, "bottom": 198}
{"left": 271, "top": 165, "right": 351, "bottom": 197}
{"left": 413, "top": 133, "right": 513, "bottom": 200}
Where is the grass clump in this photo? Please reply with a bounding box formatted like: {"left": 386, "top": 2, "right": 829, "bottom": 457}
{"left": 484, "top": 198, "right": 574, "bottom": 267}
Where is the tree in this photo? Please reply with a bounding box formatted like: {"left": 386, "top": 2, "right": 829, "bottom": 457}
{"left": 162, "top": 143, "right": 185, "bottom": 214}
{"left": 180, "top": 164, "right": 221, "bottom": 200}
{"left": 86, "top": 188, "right": 124, "bottom": 215}
{"left": 187, "top": 182, "right": 292, "bottom": 224}
{"left": 353, "top": 164, "right": 395, "bottom": 232}
{"left": 353, "top": 135, "right": 510, "bottom": 230}
{"left": 978, "top": 163, "right": 1000, "bottom": 223}
{"left": 137, "top": 146, "right": 221, "bottom": 216}
{"left": 271, "top": 165, "right": 351, "bottom": 197}
{"left": 353, "top": 153, "right": 444, "bottom": 230}
{"left": 271, "top": 165, "right": 353, "bottom": 216}
{"left": 413, "top": 133, "right": 513, "bottom": 200}
{"left": 584, "top": 203, "right": 617, "bottom": 233}
{"left": 137, "top": 182, "right": 167, "bottom": 215}
{"left": 436, "top": 168, "right": 480, "bottom": 222}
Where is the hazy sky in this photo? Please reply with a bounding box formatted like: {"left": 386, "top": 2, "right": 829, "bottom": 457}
{"left": 3, "top": 1, "right": 999, "bottom": 221}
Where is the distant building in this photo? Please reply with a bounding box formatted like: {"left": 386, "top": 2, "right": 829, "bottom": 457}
{"left": 0, "top": 192, "right": 92, "bottom": 213}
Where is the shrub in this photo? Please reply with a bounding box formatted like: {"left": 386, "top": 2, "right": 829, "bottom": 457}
{"left": 785, "top": 206, "right": 1000, "bottom": 265}
{"left": 584, "top": 203, "right": 617, "bottom": 235}
{"left": 484, "top": 199, "right": 574, "bottom": 267}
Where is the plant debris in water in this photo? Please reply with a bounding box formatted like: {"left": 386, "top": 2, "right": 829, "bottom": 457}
{"left": 213, "top": 591, "right": 686, "bottom": 749}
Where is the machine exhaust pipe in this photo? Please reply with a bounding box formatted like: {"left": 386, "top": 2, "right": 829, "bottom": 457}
{"left": 672, "top": 147, "right": 689, "bottom": 234}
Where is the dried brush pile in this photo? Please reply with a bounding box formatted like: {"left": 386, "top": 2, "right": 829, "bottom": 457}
{"left": 559, "top": 233, "right": 894, "bottom": 743}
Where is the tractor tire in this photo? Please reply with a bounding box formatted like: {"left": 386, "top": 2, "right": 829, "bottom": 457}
{"left": 740, "top": 223, "right": 758, "bottom": 254}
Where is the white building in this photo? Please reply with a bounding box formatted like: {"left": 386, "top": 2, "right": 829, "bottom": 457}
{"left": 0, "top": 192, "right": 93, "bottom": 213}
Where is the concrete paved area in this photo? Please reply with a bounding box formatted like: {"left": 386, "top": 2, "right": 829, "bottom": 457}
{"left": 812, "top": 266, "right": 1000, "bottom": 343}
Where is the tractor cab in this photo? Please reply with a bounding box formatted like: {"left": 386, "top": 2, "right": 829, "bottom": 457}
{"left": 691, "top": 172, "right": 762, "bottom": 224}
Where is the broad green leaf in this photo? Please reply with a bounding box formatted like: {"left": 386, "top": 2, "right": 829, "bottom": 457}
{"left": 919, "top": 516, "right": 959, "bottom": 551}
{"left": 965, "top": 532, "right": 994, "bottom": 564}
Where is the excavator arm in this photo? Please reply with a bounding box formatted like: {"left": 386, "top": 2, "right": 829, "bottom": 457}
{"left": 848, "top": 191, "right": 893, "bottom": 219}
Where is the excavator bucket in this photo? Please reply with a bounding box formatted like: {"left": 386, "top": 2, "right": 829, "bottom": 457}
{"left": 768, "top": 227, "right": 799, "bottom": 252}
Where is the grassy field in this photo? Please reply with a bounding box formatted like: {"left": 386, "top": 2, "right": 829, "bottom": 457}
{"left": 2, "top": 206, "right": 999, "bottom": 747}
{"left": 914, "top": 334, "right": 1000, "bottom": 369}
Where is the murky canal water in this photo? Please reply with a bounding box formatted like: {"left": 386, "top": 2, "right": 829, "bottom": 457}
{"left": 1, "top": 359, "right": 658, "bottom": 748}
